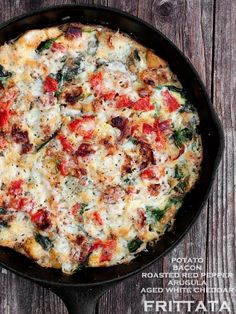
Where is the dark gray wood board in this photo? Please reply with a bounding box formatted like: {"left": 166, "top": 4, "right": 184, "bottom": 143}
{"left": 0, "top": 1, "right": 235, "bottom": 313}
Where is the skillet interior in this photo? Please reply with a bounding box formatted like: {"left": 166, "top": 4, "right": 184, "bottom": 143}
{"left": 0, "top": 5, "right": 223, "bottom": 286}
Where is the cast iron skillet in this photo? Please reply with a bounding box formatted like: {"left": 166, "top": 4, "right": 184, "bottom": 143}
{"left": 0, "top": 4, "right": 224, "bottom": 314}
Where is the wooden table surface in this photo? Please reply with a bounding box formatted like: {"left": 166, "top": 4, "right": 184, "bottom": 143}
{"left": 0, "top": 0, "right": 235, "bottom": 313}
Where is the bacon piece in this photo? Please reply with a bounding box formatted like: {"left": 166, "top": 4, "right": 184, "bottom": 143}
{"left": 11, "top": 124, "right": 29, "bottom": 143}
{"left": 76, "top": 234, "right": 86, "bottom": 245}
{"left": 21, "top": 142, "right": 33, "bottom": 154}
{"left": 99, "top": 136, "right": 116, "bottom": 155}
{"left": 148, "top": 183, "right": 161, "bottom": 196}
{"left": 51, "top": 42, "right": 66, "bottom": 52}
{"left": 64, "top": 86, "right": 83, "bottom": 105}
{"left": 65, "top": 24, "right": 82, "bottom": 40}
{"left": 137, "top": 87, "right": 152, "bottom": 97}
{"left": 122, "top": 154, "right": 133, "bottom": 174}
{"left": 136, "top": 208, "right": 146, "bottom": 230}
{"left": 103, "top": 186, "right": 124, "bottom": 204}
{"left": 139, "top": 141, "right": 155, "bottom": 170}
{"left": 11, "top": 124, "right": 33, "bottom": 154}
{"left": 76, "top": 143, "right": 95, "bottom": 157}
{"left": 111, "top": 116, "right": 130, "bottom": 140}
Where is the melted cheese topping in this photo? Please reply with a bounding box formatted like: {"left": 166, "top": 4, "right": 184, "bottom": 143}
{"left": 0, "top": 23, "right": 202, "bottom": 274}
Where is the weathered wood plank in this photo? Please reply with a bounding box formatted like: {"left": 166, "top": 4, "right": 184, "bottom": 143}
{"left": 0, "top": 1, "right": 235, "bottom": 314}
{"left": 206, "top": 0, "right": 236, "bottom": 312}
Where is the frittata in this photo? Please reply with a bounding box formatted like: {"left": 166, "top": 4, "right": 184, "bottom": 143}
{"left": 0, "top": 23, "right": 202, "bottom": 274}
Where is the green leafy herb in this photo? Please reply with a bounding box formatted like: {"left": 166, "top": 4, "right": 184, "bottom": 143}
{"left": 164, "top": 196, "right": 183, "bottom": 212}
{"left": 0, "top": 207, "right": 7, "bottom": 215}
{"left": 146, "top": 206, "right": 165, "bottom": 222}
{"left": 166, "top": 85, "right": 183, "bottom": 93}
{"left": 87, "top": 35, "right": 98, "bottom": 56}
{"left": 129, "top": 137, "right": 137, "bottom": 145}
{"left": 36, "top": 39, "right": 55, "bottom": 53}
{"left": 174, "top": 178, "right": 189, "bottom": 194}
{"left": 179, "top": 100, "right": 195, "bottom": 113}
{"left": 174, "top": 165, "right": 184, "bottom": 180}
{"left": 79, "top": 203, "right": 89, "bottom": 215}
{"left": 35, "top": 234, "right": 53, "bottom": 250}
{"left": 123, "top": 177, "right": 131, "bottom": 184}
{"left": 133, "top": 49, "right": 141, "bottom": 61}
{"left": 0, "top": 219, "right": 9, "bottom": 228}
{"left": 173, "top": 128, "right": 193, "bottom": 148}
{"left": 0, "top": 64, "right": 12, "bottom": 87}
{"left": 128, "top": 238, "right": 143, "bottom": 252}
{"left": 168, "top": 196, "right": 183, "bottom": 206}
{"left": 55, "top": 57, "right": 84, "bottom": 97}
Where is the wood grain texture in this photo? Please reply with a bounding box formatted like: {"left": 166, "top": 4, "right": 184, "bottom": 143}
{"left": 206, "top": 0, "right": 236, "bottom": 311}
{"left": 0, "top": 0, "right": 235, "bottom": 313}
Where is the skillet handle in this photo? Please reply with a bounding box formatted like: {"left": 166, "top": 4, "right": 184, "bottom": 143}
{"left": 49, "top": 284, "right": 111, "bottom": 314}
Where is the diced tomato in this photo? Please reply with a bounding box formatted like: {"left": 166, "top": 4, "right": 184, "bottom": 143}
{"left": 0, "top": 88, "right": 19, "bottom": 110}
{"left": 140, "top": 167, "right": 158, "bottom": 180}
{"left": 0, "top": 136, "right": 7, "bottom": 149}
{"left": 58, "top": 133, "right": 73, "bottom": 153}
{"left": 52, "top": 42, "right": 66, "bottom": 52}
{"left": 30, "top": 208, "right": 51, "bottom": 230}
{"left": 0, "top": 109, "right": 10, "bottom": 128}
{"left": 44, "top": 76, "right": 58, "bottom": 93}
{"left": 90, "top": 238, "right": 116, "bottom": 262}
{"left": 131, "top": 124, "right": 139, "bottom": 136}
{"left": 0, "top": 88, "right": 19, "bottom": 127}
{"left": 72, "top": 203, "right": 80, "bottom": 216}
{"left": 115, "top": 95, "right": 133, "bottom": 109}
{"left": 132, "top": 96, "right": 154, "bottom": 111}
{"left": 58, "top": 160, "right": 68, "bottom": 176}
{"left": 162, "top": 89, "right": 180, "bottom": 112}
{"left": 100, "top": 239, "right": 116, "bottom": 262}
{"left": 90, "top": 239, "right": 104, "bottom": 251}
{"left": 68, "top": 115, "right": 95, "bottom": 139}
{"left": 89, "top": 72, "right": 103, "bottom": 93}
{"left": 92, "top": 211, "right": 103, "bottom": 225}
{"left": 8, "top": 179, "right": 23, "bottom": 196}
{"left": 9, "top": 196, "right": 29, "bottom": 211}
{"left": 31, "top": 209, "right": 45, "bottom": 223}
{"left": 102, "top": 90, "right": 116, "bottom": 101}
{"left": 142, "top": 123, "right": 154, "bottom": 135}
